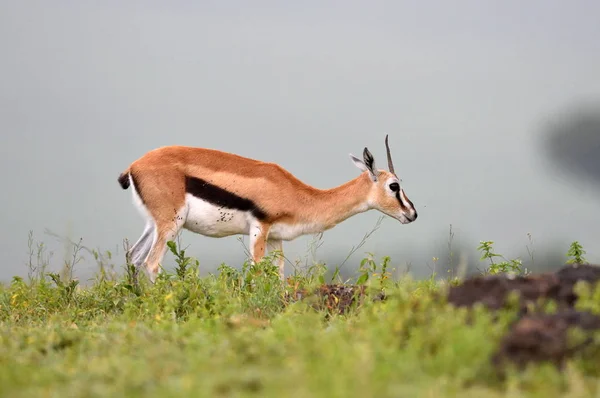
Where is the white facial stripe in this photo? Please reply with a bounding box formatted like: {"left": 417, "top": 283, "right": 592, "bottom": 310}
{"left": 399, "top": 189, "right": 412, "bottom": 210}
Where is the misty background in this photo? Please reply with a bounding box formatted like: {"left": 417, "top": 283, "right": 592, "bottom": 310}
{"left": 1, "top": 1, "right": 599, "bottom": 283}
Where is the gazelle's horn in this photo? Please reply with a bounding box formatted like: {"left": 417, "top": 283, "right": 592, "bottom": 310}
{"left": 385, "top": 134, "right": 395, "bottom": 175}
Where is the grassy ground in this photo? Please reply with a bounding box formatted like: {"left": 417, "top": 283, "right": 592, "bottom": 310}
{"left": 1, "top": 240, "right": 600, "bottom": 398}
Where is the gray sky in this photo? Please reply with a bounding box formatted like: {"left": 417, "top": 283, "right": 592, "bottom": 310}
{"left": 1, "top": 1, "right": 600, "bottom": 282}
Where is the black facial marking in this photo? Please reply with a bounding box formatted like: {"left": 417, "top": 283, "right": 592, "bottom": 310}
{"left": 395, "top": 189, "right": 414, "bottom": 211}
{"left": 395, "top": 191, "right": 405, "bottom": 208}
{"left": 185, "top": 175, "right": 268, "bottom": 220}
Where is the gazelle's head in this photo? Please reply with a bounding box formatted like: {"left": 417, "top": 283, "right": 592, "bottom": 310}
{"left": 350, "top": 135, "right": 418, "bottom": 224}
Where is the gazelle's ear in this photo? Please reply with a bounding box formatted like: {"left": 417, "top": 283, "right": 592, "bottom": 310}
{"left": 363, "top": 147, "right": 376, "bottom": 173}
{"left": 349, "top": 148, "right": 378, "bottom": 182}
{"left": 350, "top": 153, "right": 367, "bottom": 171}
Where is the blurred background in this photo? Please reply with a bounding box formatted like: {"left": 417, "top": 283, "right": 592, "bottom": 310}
{"left": 1, "top": 1, "right": 599, "bottom": 283}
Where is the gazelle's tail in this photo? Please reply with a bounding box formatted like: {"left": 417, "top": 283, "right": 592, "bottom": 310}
{"left": 117, "top": 168, "right": 131, "bottom": 190}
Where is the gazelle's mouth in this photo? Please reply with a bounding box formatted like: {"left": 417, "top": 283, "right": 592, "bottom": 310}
{"left": 398, "top": 215, "right": 411, "bottom": 224}
{"left": 398, "top": 212, "right": 417, "bottom": 224}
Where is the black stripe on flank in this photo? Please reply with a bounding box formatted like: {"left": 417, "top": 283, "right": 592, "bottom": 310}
{"left": 185, "top": 176, "right": 268, "bottom": 221}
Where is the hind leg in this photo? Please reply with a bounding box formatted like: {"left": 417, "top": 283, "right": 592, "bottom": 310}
{"left": 131, "top": 231, "right": 155, "bottom": 270}
{"left": 127, "top": 221, "right": 154, "bottom": 268}
{"left": 143, "top": 212, "right": 186, "bottom": 283}
{"left": 127, "top": 167, "right": 188, "bottom": 283}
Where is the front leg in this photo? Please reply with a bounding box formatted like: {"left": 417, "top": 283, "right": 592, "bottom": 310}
{"left": 249, "top": 220, "right": 270, "bottom": 264}
{"left": 267, "top": 238, "right": 285, "bottom": 280}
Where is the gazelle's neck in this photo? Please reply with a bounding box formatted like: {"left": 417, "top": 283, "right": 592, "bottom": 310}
{"left": 302, "top": 172, "right": 373, "bottom": 228}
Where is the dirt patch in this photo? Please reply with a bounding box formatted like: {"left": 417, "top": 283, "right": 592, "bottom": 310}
{"left": 492, "top": 309, "right": 600, "bottom": 369}
{"left": 287, "top": 284, "right": 385, "bottom": 315}
{"left": 446, "top": 273, "right": 560, "bottom": 311}
{"left": 446, "top": 264, "right": 600, "bottom": 369}
{"left": 554, "top": 263, "right": 600, "bottom": 307}
{"left": 447, "top": 264, "right": 600, "bottom": 312}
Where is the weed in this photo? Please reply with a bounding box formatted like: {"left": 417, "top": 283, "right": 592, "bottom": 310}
{"left": 167, "top": 239, "right": 200, "bottom": 280}
{"left": 447, "top": 224, "right": 455, "bottom": 279}
{"left": 566, "top": 241, "right": 587, "bottom": 265}
{"left": 477, "top": 240, "right": 527, "bottom": 276}
{"left": 356, "top": 253, "right": 392, "bottom": 291}
{"left": 526, "top": 232, "right": 535, "bottom": 268}
{"left": 25, "top": 230, "right": 53, "bottom": 284}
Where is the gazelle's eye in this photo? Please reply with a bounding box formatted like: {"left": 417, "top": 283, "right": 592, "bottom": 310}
{"left": 389, "top": 182, "right": 400, "bottom": 192}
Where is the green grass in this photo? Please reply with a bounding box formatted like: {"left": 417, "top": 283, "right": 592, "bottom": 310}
{"left": 1, "top": 239, "right": 600, "bottom": 398}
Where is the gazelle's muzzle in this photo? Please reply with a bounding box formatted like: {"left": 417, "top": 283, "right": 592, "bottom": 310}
{"left": 398, "top": 210, "right": 417, "bottom": 224}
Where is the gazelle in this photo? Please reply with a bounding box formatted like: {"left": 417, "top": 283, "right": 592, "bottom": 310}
{"left": 117, "top": 135, "right": 417, "bottom": 282}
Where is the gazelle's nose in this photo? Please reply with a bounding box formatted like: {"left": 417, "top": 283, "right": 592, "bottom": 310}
{"left": 407, "top": 211, "right": 418, "bottom": 222}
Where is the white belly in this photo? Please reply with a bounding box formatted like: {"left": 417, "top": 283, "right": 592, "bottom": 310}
{"left": 183, "top": 194, "right": 252, "bottom": 237}
{"left": 182, "top": 194, "right": 327, "bottom": 241}
{"left": 269, "top": 222, "right": 326, "bottom": 241}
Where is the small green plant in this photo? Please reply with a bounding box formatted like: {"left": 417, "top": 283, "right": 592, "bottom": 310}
{"left": 47, "top": 272, "right": 80, "bottom": 303}
{"left": 306, "top": 262, "right": 328, "bottom": 285}
{"left": 566, "top": 241, "right": 587, "bottom": 264}
{"left": 447, "top": 224, "right": 455, "bottom": 279}
{"left": 378, "top": 255, "right": 391, "bottom": 289}
{"left": 356, "top": 253, "right": 392, "bottom": 291}
{"left": 526, "top": 232, "right": 535, "bottom": 268}
{"left": 61, "top": 237, "right": 84, "bottom": 282}
{"left": 25, "top": 230, "right": 53, "bottom": 284}
{"left": 356, "top": 253, "right": 376, "bottom": 285}
{"left": 217, "top": 263, "right": 242, "bottom": 287}
{"left": 167, "top": 239, "right": 200, "bottom": 280}
{"left": 329, "top": 264, "right": 343, "bottom": 284}
{"left": 121, "top": 239, "right": 142, "bottom": 296}
{"left": 90, "top": 247, "right": 119, "bottom": 282}
{"left": 477, "top": 240, "right": 525, "bottom": 275}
